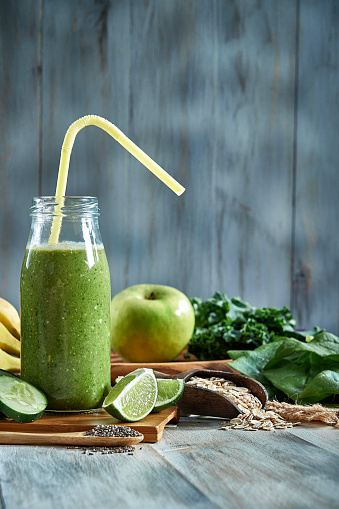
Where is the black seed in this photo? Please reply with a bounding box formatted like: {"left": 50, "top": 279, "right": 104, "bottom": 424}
{"left": 84, "top": 424, "right": 142, "bottom": 438}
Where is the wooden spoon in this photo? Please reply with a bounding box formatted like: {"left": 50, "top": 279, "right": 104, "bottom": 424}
{"left": 0, "top": 430, "right": 144, "bottom": 446}
{"left": 153, "top": 368, "right": 268, "bottom": 419}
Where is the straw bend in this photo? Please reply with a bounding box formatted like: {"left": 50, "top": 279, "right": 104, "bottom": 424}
{"left": 55, "top": 115, "right": 185, "bottom": 198}
{"left": 49, "top": 115, "right": 185, "bottom": 244}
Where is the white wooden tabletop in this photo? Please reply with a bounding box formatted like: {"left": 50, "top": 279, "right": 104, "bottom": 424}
{"left": 0, "top": 416, "right": 337, "bottom": 509}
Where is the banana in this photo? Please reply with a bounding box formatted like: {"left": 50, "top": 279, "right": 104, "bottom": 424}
{"left": 0, "top": 322, "right": 21, "bottom": 356}
{"left": 0, "top": 297, "right": 20, "bottom": 340}
{"left": 0, "top": 347, "right": 20, "bottom": 373}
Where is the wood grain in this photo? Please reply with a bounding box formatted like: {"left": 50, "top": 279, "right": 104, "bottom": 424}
{"left": 0, "top": 430, "right": 144, "bottom": 447}
{"left": 111, "top": 358, "right": 235, "bottom": 379}
{"left": 153, "top": 417, "right": 339, "bottom": 509}
{"left": 0, "top": 0, "right": 41, "bottom": 308}
{"left": 0, "top": 0, "right": 338, "bottom": 338}
{"left": 1, "top": 3, "right": 339, "bottom": 507}
{"left": 0, "top": 417, "right": 337, "bottom": 509}
{"left": 0, "top": 428, "right": 218, "bottom": 509}
{"left": 292, "top": 0, "right": 339, "bottom": 333}
{"left": 208, "top": 0, "right": 296, "bottom": 310}
{"left": 110, "top": 349, "right": 236, "bottom": 379}
{"left": 0, "top": 406, "right": 179, "bottom": 443}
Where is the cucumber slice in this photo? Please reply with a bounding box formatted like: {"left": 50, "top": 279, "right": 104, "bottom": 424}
{"left": 0, "top": 376, "right": 47, "bottom": 423}
{"left": 0, "top": 369, "right": 18, "bottom": 378}
{"left": 0, "top": 370, "right": 17, "bottom": 417}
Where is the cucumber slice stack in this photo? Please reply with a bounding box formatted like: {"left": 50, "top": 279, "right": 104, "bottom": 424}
{"left": 0, "top": 373, "right": 47, "bottom": 423}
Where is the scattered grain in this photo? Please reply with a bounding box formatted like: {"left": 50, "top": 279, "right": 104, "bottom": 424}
{"left": 186, "top": 376, "right": 262, "bottom": 412}
{"left": 186, "top": 376, "right": 300, "bottom": 431}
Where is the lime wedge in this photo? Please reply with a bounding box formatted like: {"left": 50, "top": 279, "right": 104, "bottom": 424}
{"left": 103, "top": 368, "right": 158, "bottom": 422}
{"left": 0, "top": 376, "right": 47, "bottom": 423}
{"left": 152, "top": 378, "right": 185, "bottom": 412}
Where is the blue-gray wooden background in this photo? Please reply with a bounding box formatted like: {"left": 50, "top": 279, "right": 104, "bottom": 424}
{"left": 0, "top": 0, "right": 338, "bottom": 334}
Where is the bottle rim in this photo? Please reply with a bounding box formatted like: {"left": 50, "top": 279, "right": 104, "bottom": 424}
{"left": 30, "top": 196, "right": 100, "bottom": 217}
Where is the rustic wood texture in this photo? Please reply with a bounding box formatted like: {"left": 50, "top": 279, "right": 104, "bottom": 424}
{"left": 111, "top": 350, "right": 235, "bottom": 379}
{"left": 153, "top": 418, "right": 339, "bottom": 509}
{"left": 0, "top": 406, "right": 180, "bottom": 443}
{"left": 0, "top": 418, "right": 337, "bottom": 508}
{"left": 0, "top": 0, "right": 41, "bottom": 309}
{"left": 0, "top": 430, "right": 144, "bottom": 447}
{"left": 292, "top": 0, "right": 339, "bottom": 333}
{"left": 0, "top": 0, "right": 338, "bottom": 335}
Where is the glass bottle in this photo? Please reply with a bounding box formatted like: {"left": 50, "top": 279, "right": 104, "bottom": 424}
{"left": 20, "top": 196, "right": 111, "bottom": 412}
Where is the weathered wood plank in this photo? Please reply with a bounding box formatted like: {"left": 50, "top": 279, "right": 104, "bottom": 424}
{"left": 0, "top": 0, "right": 41, "bottom": 310}
{"left": 41, "top": 0, "right": 298, "bottom": 310}
{"left": 209, "top": 0, "right": 297, "bottom": 310}
{"left": 154, "top": 417, "right": 339, "bottom": 509}
{"left": 292, "top": 0, "right": 339, "bottom": 332}
{"left": 0, "top": 443, "right": 218, "bottom": 509}
{"left": 123, "top": 0, "right": 297, "bottom": 313}
{"left": 0, "top": 0, "right": 338, "bottom": 336}
{"left": 124, "top": 0, "right": 217, "bottom": 297}
{"left": 287, "top": 422, "right": 339, "bottom": 456}
{"left": 0, "top": 418, "right": 338, "bottom": 508}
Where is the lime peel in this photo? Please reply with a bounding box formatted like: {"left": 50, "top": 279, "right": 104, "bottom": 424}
{"left": 152, "top": 378, "right": 185, "bottom": 412}
{"left": 103, "top": 368, "right": 158, "bottom": 422}
{"left": 113, "top": 374, "right": 185, "bottom": 414}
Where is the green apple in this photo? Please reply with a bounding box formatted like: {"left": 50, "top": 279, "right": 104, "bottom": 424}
{"left": 110, "top": 284, "right": 195, "bottom": 362}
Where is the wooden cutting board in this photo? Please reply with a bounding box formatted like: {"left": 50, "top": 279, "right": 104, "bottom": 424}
{"left": 0, "top": 406, "right": 179, "bottom": 444}
{"left": 111, "top": 351, "right": 234, "bottom": 380}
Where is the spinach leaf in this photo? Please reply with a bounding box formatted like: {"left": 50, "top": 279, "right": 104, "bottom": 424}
{"left": 227, "top": 350, "right": 248, "bottom": 360}
{"left": 228, "top": 332, "right": 339, "bottom": 404}
{"left": 298, "top": 371, "right": 339, "bottom": 404}
{"left": 306, "top": 332, "right": 339, "bottom": 356}
{"left": 229, "top": 340, "right": 285, "bottom": 377}
{"left": 228, "top": 341, "right": 287, "bottom": 400}
{"left": 263, "top": 360, "right": 309, "bottom": 401}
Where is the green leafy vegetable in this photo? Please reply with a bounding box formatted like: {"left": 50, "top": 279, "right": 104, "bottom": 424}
{"left": 228, "top": 341, "right": 287, "bottom": 400}
{"left": 298, "top": 371, "right": 339, "bottom": 404}
{"left": 228, "top": 332, "right": 339, "bottom": 404}
{"left": 187, "top": 292, "right": 322, "bottom": 361}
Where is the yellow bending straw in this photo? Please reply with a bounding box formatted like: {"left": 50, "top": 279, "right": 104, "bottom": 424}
{"left": 49, "top": 115, "right": 185, "bottom": 244}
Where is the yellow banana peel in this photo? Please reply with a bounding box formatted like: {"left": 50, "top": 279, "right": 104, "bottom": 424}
{"left": 0, "top": 297, "right": 20, "bottom": 340}
{"left": 0, "top": 348, "right": 20, "bottom": 373}
{"left": 0, "top": 322, "right": 21, "bottom": 356}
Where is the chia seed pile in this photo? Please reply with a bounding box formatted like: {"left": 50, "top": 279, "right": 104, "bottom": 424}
{"left": 84, "top": 424, "right": 142, "bottom": 438}
{"left": 67, "top": 425, "right": 143, "bottom": 455}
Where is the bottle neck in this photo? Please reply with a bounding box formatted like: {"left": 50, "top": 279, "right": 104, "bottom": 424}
{"left": 27, "top": 196, "right": 103, "bottom": 248}
{"left": 30, "top": 196, "right": 100, "bottom": 219}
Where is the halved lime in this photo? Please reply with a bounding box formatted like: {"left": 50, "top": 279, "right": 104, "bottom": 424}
{"left": 103, "top": 368, "right": 157, "bottom": 422}
{"left": 0, "top": 376, "right": 47, "bottom": 423}
{"left": 152, "top": 378, "right": 185, "bottom": 412}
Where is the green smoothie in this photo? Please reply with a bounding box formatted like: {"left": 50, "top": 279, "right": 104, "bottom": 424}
{"left": 20, "top": 242, "right": 111, "bottom": 411}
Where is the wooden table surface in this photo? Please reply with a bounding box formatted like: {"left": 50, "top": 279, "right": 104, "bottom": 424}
{"left": 0, "top": 416, "right": 337, "bottom": 509}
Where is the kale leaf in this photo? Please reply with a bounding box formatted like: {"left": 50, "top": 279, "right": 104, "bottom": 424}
{"left": 187, "top": 292, "right": 317, "bottom": 361}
